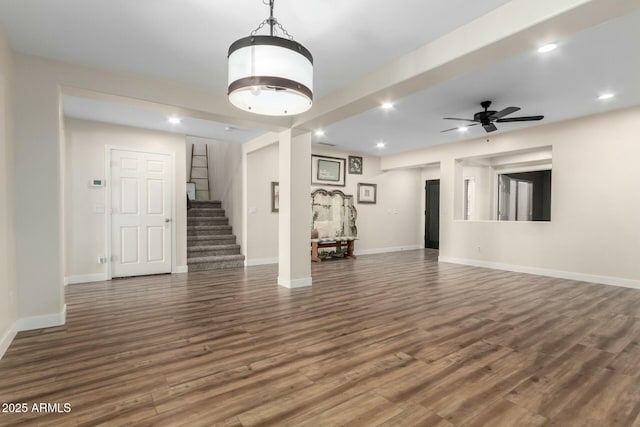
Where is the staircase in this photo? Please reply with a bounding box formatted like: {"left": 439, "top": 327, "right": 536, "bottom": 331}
{"left": 187, "top": 200, "right": 245, "bottom": 271}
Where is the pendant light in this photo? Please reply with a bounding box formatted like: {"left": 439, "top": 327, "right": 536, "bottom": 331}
{"left": 227, "top": 0, "right": 313, "bottom": 116}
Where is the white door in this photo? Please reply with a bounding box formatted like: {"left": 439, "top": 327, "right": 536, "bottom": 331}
{"left": 111, "top": 149, "right": 172, "bottom": 277}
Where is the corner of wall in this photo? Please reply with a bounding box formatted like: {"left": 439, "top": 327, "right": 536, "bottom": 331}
{"left": 223, "top": 143, "right": 244, "bottom": 249}
{"left": 0, "top": 29, "right": 18, "bottom": 359}
{"left": 15, "top": 304, "right": 66, "bottom": 333}
{"left": 0, "top": 323, "right": 16, "bottom": 360}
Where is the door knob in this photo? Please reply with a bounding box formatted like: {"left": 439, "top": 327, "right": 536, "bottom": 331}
{"left": 165, "top": 218, "right": 171, "bottom": 223}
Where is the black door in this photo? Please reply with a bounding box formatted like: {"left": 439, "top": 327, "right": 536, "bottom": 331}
{"left": 425, "top": 180, "right": 440, "bottom": 249}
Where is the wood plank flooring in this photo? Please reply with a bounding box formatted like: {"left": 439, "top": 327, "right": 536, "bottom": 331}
{"left": 2, "top": 249, "right": 640, "bottom": 426}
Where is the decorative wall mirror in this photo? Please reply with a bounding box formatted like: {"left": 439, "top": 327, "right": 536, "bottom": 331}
{"left": 311, "top": 189, "right": 357, "bottom": 239}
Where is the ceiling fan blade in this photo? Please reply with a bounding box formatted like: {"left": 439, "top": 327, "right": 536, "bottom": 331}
{"left": 496, "top": 115, "right": 544, "bottom": 122}
{"left": 440, "top": 123, "right": 479, "bottom": 133}
{"left": 483, "top": 123, "right": 498, "bottom": 133}
{"left": 489, "top": 106, "right": 520, "bottom": 120}
{"left": 443, "top": 117, "right": 478, "bottom": 122}
{"left": 440, "top": 127, "right": 460, "bottom": 133}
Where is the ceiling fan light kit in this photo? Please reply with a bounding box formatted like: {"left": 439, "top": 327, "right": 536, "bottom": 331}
{"left": 441, "top": 101, "right": 544, "bottom": 134}
{"left": 227, "top": 0, "right": 313, "bottom": 116}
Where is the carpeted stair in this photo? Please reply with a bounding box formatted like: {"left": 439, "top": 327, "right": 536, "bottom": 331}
{"left": 187, "top": 200, "right": 245, "bottom": 271}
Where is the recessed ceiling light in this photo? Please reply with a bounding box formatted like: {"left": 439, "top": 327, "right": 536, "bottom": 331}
{"left": 598, "top": 93, "right": 615, "bottom": 100}
{"left": 381, "top": 102, "right": 394, "bottom": 110}
{"left": 537, "top": 43, "right": 557, "bottom": 53}
{"left": 168, "top": 117, "right": 181, "bottom": 124}
{"left": 458, "top": 126, "right": 469, "bottom": 132}
{"left": 314, "top": 129, "right": 325, "bottom": 137}
{"left": 376, "top": 142, "right": 386, "bottom": 149}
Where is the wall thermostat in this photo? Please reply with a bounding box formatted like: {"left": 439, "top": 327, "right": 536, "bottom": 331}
{"left": 89, "top": 179, "right": 105, "bottom": 187}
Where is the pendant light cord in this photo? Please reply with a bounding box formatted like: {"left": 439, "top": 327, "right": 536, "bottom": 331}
{"left": 251, "top": 0, "right": 294, "bottom": 40}
{"left": 267, "top": 0, "right": 274, "bottom": 36}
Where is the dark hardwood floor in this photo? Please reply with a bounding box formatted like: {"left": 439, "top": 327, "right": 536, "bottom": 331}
{"left": 2, "top": 249, "right": 640, "bottom": 426}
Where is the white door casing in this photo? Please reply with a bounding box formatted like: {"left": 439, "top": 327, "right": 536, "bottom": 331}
{"left": 110, "top": 149, "right": 172, "bottom": 277}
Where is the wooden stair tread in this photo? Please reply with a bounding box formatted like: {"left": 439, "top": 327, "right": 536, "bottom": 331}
{"left": 188, "top": 244, "right": 240, "bottom": 251}
{"left": 187, "top": 254, "right": 245, "bottom": 263}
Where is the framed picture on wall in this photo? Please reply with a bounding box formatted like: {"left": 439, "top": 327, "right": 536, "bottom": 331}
{"left": 357, "top": 183, "right": 377, "bottom": 204}
{"left": 311, "top": 154, "right": 346, "bottom": 186}
{"left": 271, "top": 182, "right": 279, "bottom": 213}
{"left": 348, "top": 156, "right": 363, "bottom": 174}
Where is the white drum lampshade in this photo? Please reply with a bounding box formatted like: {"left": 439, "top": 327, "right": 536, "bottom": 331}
{"left": 228, "top": 35, "right": 313, "bottom": 116}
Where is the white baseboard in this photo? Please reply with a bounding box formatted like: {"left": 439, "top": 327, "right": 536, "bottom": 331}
{"left": 355, "top": 245, "right": 422, "bottom": 256}
{"left": 247, "top": 247, "right": 422, "bottom": 266}
{"left": 0, "top": 323, "right": 17, "bottom": 360}
{"left": 438, "top": 257, "right": 640, "bottom": 290}
{"left": 173, "top": 265, "right": 188, "bottom": 274}
{"left": 246, "top": 257, "right": 278, "bottom": 267}
{"left": 65, "top": 273, "right": 108, "bottom": 285}
{"left": 278, "top": 276, "right": 312, "bottom": 289}
{"left": 15, "top": 304, "right": 67, "bottom": 332}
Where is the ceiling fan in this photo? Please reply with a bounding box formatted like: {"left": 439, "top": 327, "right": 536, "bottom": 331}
{"left": 441, "top": 101, "right": 544, "bottom": 133}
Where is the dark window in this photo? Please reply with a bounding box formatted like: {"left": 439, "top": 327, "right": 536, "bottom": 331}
{"left": 497, "top": 170, "right": 551, "bottom": 221}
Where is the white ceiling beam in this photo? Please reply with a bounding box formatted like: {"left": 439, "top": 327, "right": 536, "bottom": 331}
{"left": 19, "top": 54, "right": 291, "bottom": 133}
{"left": 294, "top": 0, "right": 640, "bottom": 132}
{"left": 61, "top": 86, "right": 288, "bottom": 133}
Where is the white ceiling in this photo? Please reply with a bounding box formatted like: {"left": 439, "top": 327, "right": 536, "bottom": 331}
{"left": 1, "top": 1, "right": 639, "bottom": 155}
{"left": 0, "top": 0, "right": 511, "bottom": 97}
{"left": 320, "top": 9, "right": 640, "bottom": 155}
{"left": 63, "top": 96, "right": 263, "bottom": 143}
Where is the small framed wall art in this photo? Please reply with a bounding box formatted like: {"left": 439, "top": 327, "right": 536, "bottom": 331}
{"left": 348, "top": 155, "right": 363, "bottom": 174}
{"left": 271, "top": 181, "right": 279, "bottom": 213}
{"left": 186, "top": 182, "right": 196, "bottom": 201}
{"left": 311, "top": 154, "right": 346, "bottom": 186}
{"left": 357, "top": 183, "right": 377, "bottom": 204}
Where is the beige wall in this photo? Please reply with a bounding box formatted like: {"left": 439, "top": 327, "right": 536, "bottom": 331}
{"left": 312, "top": 146, "right": 423, "bottom": 254}
{"left": 383, "top": 107, "right": 640, "bottom": 284}
{"left": 244, "top": 143, "right": 423, "bottom": 264}
{"left": 277, "top": 131, "right": 313, "bottom": 287}
{"left": 10, "top": 53, "right": 282, "bottom": 325}
{"left": 460, "top": 165, "right": 492, "bottom": 221}
{"left": 222, "top": 142, "right": 243, "bottom": 251}
{"left": 246, "top": 143, "right": 279, "bottom": 263}
{"left": 0, "top": 31, "right": 17, "bottom": 356}
{"left": 64, "top": 118, "right": 187, "bottom": 279}
{"left": 186, "top": 136, "right": 239, "bottom": 203}
{"left": 13, "top": 52, "right": 65, "bottom": 322}
{"left": 9, "top": 46, "right": 638, "bottom": 334}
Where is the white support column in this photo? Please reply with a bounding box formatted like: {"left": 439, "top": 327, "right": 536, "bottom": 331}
{"left": 13, "top": 57, "right": 65, "bottom": 328}
{"left": 278, "top": 130, "right": 312, "bottom": 288}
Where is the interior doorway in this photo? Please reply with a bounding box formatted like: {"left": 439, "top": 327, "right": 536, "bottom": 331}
{"left": 425, "top": 179, "right": 440, "bottom": 249}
